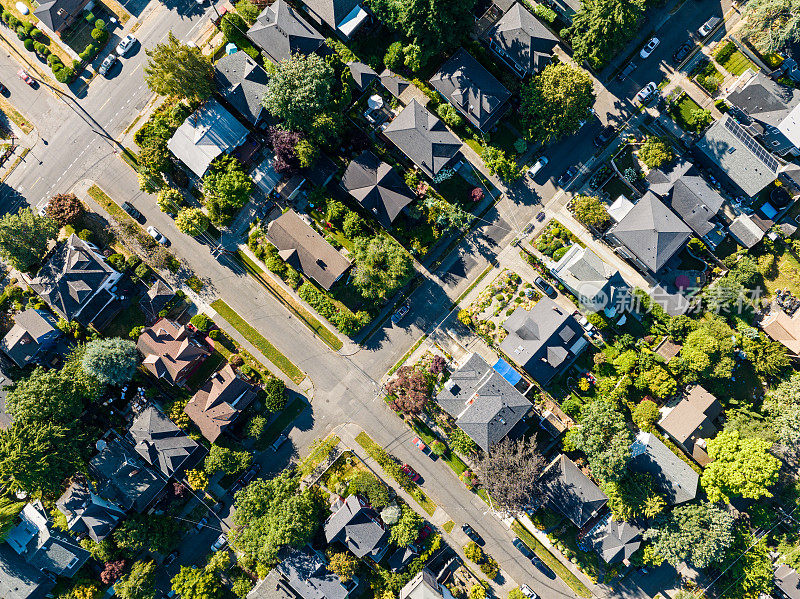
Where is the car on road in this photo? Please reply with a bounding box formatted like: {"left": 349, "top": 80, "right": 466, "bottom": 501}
{"left": 527, "top": 156, "right": 548, "bottom": 178}
{"left": 98, "top": 54, "right": 118, "bottom": 76}
{"left": 519, "top": 585, "right": 540, "bottom": 599}
{"left": 462, "top": 524, "right": 484, "bottom": 546}
{"left": 163, "top": 551, "right": 179, "bottom": 566}
{"left": 534, "top": 276, "right": 557, "bottom": 299}
{"left": 557, "top": 166, "right": 578, "bottom": 187}
{"left": 147, "top": 226, "right": 168, "bottom": 244}
{"left": 639, "top": 37, "right": 660, "bottom": 59}
{"left": 698, "top": 16, "right": 721, "bottom": 38}
{"left": 17, "top": 69, "right": 34, "bottom": 86}
{"left": 195, "top": 516, "right": 208, "bottom": 531}
{"left": 240, "top": 463, "right": 260, "bottom": 486}
{"left": 116, "top": 34, "right": 137, "bottom": 56}
{"left": 411, "top": 436, "right": 427, "bottom": 452}
{"left": 513, "top": 537, "right": 534, "bottom": 558}
{"left": 635, "top": 82, "right": 658, "bottom": 104}
{"left": 593, "top": 125, "right": 616, "bottom": 147}
{"left": 401, "top": 463, "right": 421, "bottom": 482}
{"left": 0, "top": 82, "right": 7, "bottom": 95}
{"left": 535, "top": 211, "right": 546, "bottom": 222}
{"left": 616, "top": 61, "right": 637, "bottom": 81}
{"left": 121, "top": 201, "right": 144, "bottom": 223}
{"left": 271, "top": 433, "right": 288, "bottom": 451}
{"left": 672, "top": 40, "right": 693, "bottom": 65}
{"left": 391, "top": 302, "right": 409, "bottom": 324}
{"left": 531, "top": 555, "right": 556, "bottom": 578}
{"left": 211, "top": 533, "right": 228, "bottom": 552}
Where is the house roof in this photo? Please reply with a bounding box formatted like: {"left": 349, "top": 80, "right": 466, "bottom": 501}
{"left": 247, "top": 0, "right": 324, "bottom": 64}
{"left": 728, "top": 213, "right": 768, "bottom": 248}
{"left": 541, "top": 455, "right": 608, "bottom": 528}
{"left": 380, "top": 69, "right": 411, "bottom": 99}
{"left": 139, "top": 280, "right": 175, "bottom": 319}
{"left": 324, "top": 495, "right": 388, "bottom": 559}
{"left": 629, "top": 431, "right": 699, "bottom": 505}
{"left": 429, "top": 48, "right": 511, "bottom": 131}
{"left": 276, "top": 547, "right": 349, "bottom": 599}
{"left": 499, "top": 299, "right": 586, "bottom": 385}
{"left": 551, "top": 245, "right": 627, "bottom": 311}
{"left": 776, "top": 564, "right": 800, "bottom": 599}
{"left": 383, "top": 99, "right": 461, "bottom": 179}
{"left": 137, "top": 318, "right": 210, "bottom": 385}
{"left": 184, "top": 364, "right": 258, "bottom": 443}
{"left": 127, "top": 405, "right": 203, "bottom": 477}
{"left": 247, "top": 571, "right": 296, "bottom": 599}
{"left": 215, "top": 51, "right": 269, "bottom": 125}
{"left": 436, "top": 353, "right": 531, "bottom": 452}
{"left": 0, "top": 309, "right": 58, "bottom": 367}
{"left": 647, "top": 159, "right": 724, "bottom": 237}
{"left": 348, "top": 61, "right": 378, "bottom": 91}
{"left": 33, "top": 0, "right": 83, "bottom": 31}
{"left": 89, "top": 438, "right": 165, "bottom": 513}
{"left": 608, "top": 192, "right": 691, "bottom": 273}
{"left": 342, "top": 150, "right": 414, "bottom": 228}
{"left": 301, "top": 0, "right": 361, "bottom": 31}
{"left": 0, "top": 543, "right": 55, "bottom": 599}
{"left": 55, "top": 480, "right": 125, "bottom": 543}
{"left": 387, "top": 546, "right": 418, "bottom": 571}
{"left": 658, "top": 385, "right": 721, "bottom": 446}
{"left": 400, "top": 570, "right": 442, "bottom": 599}
{"left": 761, "top": 308, "right": 800, "bottom": 354}
{"left": 167, "top": 98, "right": 249, "bottom": 177}
{"left": 26, "top": 235, "right": 118, "bottom": 324}
{"left": 265, "top": 210, "right": 351, "bottom": 290}
{"left": 585, "top": 514, "right": 642, "bottom": 564}
{"left": 488, "top": 2, "right": 558, "bottom": 75}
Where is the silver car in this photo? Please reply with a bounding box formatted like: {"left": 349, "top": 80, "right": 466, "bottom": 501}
{"left": 98, "top": 54, "right": 117, "bottom": 76}
{"left": 147, "top": 226, "right": 167, "bottom": 245}
{"left": 116, "top": 34, "right": 136, "bottom": 56}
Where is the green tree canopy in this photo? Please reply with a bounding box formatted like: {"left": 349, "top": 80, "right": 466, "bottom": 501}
{"left": 175, "top": 208, "right": 210, "bottom": 236}
{"left": 568, "top": 0, "right": 645, "bottom": 69}
{"left": 741, "top": 0, "right": 800, "bottom": 52}
{"left": 0, "top": 208, "right": 59, "bottom": 272}
{"left": 480, "top": 146, "right": 522, "bottom": 181}
{"left": 389, "top": 505, "right": 423, "bottom": 547}
{"left": 717, "top": 529, "right": 773, "bottom": 599}
{"left": 701, "top": 430, "right": 780, "bottom": 503}
{"left": 351, "top": 235, "right": 413, "bottom": 300}
{"left": 565, "top": 400, "right": 632, "bottom": 482}
{"left": 326, "top": 550, "right": 359, "bottom": 582}
{"left": 638, "top": 137, "right": 674, "bottom": 169}
{"left": 81, "top": 338, "right": 139, "bottom": 387}
{"left": 571, "top": 195, "right": 610, "bottom": 229}
{"left": 115, "top": 560, "right": 157, "bottom": 599}
{"left": 743, "top": 333, "right": 790, "bottom": 379}
{"left": 672, "top": 317, "right": 736, "bottom": 382}
{"left": 601, "top": 472, "right": 666, "bottom": 522}
{"left": 114, "top": 514, "right": 180, "bottom": 555}
{"left": 144, "top": 32, "right": 214, "bottom": 99}
{"left": 204, "top": 445, "right": 253, "bottom": 476}
{"left": 202, "top": 155, "right": 253, "bottom": 225}
{"left": 766, "top": 373, "right": 800, "bottom": 454}
{"left": 632, "top": 399, "right": 660, "bottom": 432}
{"left": 347, "top": 471, "right": 390, "bottom": 509}
{"left": 170, "top": 565, "right": 223, "bottom": 599}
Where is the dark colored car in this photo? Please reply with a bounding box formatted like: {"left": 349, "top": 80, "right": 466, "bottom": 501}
{"left": 513, "top": 538, "right": 534, "bottom": 558}
{"left": 557, "top": 166, "right": 578, "bottom": 187}
{"left": 534, "top": 276, "right": 557, "bottom": 299}
{"left": 391, "top": 302, "right": 409, "bottom": 324}
{"left": 462, "top": 524, "right": 485, "bottom": 546}
{"left": 672, "top": 41, "right": 693, "bottom": 65}
{"left": 531, "top": 555, "right": 556, "bottom": 579}
{"left": 616, "top": 62, "right": 637, "bottom": 81}
{"left": 121, "top": 201, "right": 144, "bottom": 223}
{"left": 0, "top": 82, "right": 6, "bottom": 95}
{"left": 240, "top": 463, "right": 260, "bottom": 485}
{"left": 415, "top": 524, "right": 432, "bottom": 545}
{"left": 593, "top": 125, "right": 616, "bottom": 147}
{"left": 163, "top": 551, "right": 179, "bottom": 565}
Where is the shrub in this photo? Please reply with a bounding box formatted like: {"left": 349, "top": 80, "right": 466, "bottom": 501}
{"left": 229, "top": 353, "right": 244, "bottom": 367}
{"left": 190, "top": 314, "right": 213, "bottom": 332}
{"left": 436, "top": 103, "right": 463, "bottom": 129}
{"left": 29, "top": 28, "right": 42, "bottom": 41}
{"left": 246, "top": 415, "right": 267, "bottom": 441}
{"left": 108, "top": 253, "right": 126, "bottom": 271}
{"left": 480, "top": 560, "right": 499, "bottom": 579}
{"left": 55, "top": 67, "right": 73, "bottom": 83}
{"left": 470, "top": 187, "right": 484, "bottom": 202}
{"left": 464, "top": 541, "right": 484, "bottom": 563}
{"left": 534, "top": 3, "right": 557, "bottom": 22}
{"left": 23, "top": 38, "right": 34, "bottom": 51}
{"left": 16, "top": 25, "right": 27, "bottom": 40}
{"left": 47, "top": 53, "right": 61, "bottom": 66}
{"left": 129, "top": 325, "right": 144, "bottom": 340}
{"left": 33, "top": 41, "right": 49, "bottom": 56}
{"left": 714, "top": 40, "right": 736, "bottom": 63}
{"left": 1, "top": 10, "right": 11, "bottom": 24}
{"left": 91, "top": 28, "right": 107, "bottom": 42}
{"left": 384, "top": 41, "right": 404, "bottom": 71}
{"left": 85, "top": 11, "right": 96, "bottom": 23}
{"left": 134, "top": 262, "right": 150, "bottom": 280}
{"left": 431, "top": 440, "right": 447, "bottom": 456}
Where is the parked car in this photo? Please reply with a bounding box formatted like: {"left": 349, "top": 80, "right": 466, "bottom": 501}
{"left": 121, "top": 201, "right": 144, "bottom": 223}
{"left": 519, "top": 585, "right": 540, "bottom": 599}
{"left": 527, "top": 156, "right": 548, "bottom": 178}
{"left": 116, "top": 34, "right": 137, "bottom": 56}
{"left": 240, "top": 463, "right": 260, "bottom": 485}
{"left": 593, "top": 125, "right": 616, "bottom": 147}
{"left": 17, "top": 69, "right": 34, "bottom": 86}
{"left": 462, "top": 524, "right": 485, "bottom": 546}
{"left": 0, "top": 81, "right": 7, "bottom": 95}
{"left": 411, "top": 436, "right": 427, "bottom": 452}
{"left": 513, "top": 538, "right": 534, "bottom": 558}
{"left": 195, "top": 516, "right": 208, "bottom": 531}
{"left": 415, "top": 524, "right": 432, "bottom": 544}
{"left": 531, "top": 555, "right": 556, "bottom": 578}
{"left": 391, "top": 302, "right": 409, "bottom": 324}
{"left": 672, "top": 40, "right": 693, "bottom": 65}
{"left": 698, "top": 16, "right": 721, "bottom": 37}
{"left": 147, "top": 226, "right": 168, "bottom": 245}
{"left": 401, "top": 463, "right": 421, "bottom": 482}
{"left": 534, "top": 276, "right": 557, "bottom": 298}
{"left": 211, "top": 533, "right": 228, "bottom": 552}
{"left": 271, "top": 433, "right": 288, "bottom": 451}
{"left": 535, "top": 211, "right": 546, "bottom": 222}
{"left": 163, "top": 551, "right": 179, "bottom": 566}
{"left": 557, "top": 166, "right": 578, "bottom": 187}
{"left": 98, "top": 54, "right": 118, "bottom": 76}
{"left": 616, "top": 62, "right": 637, "bottom": 81}
{"left": 639, "top": 37, "right": 660, "bottom": 59}
{"left": 635, "top": 82, "right": 658, "bottom": 104}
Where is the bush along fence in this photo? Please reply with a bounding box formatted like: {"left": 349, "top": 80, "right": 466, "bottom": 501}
{"left": 0, "top": 11, "right": 80, "bottom": 83}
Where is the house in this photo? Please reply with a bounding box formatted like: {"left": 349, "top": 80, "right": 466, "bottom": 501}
{"left": 583, "top": 514, "right": 642, "bottom": 564}
{"left": 341, "top": 150, "right": 415, "bottom": 228}
{"left": 265, "top": 209, "right": 352, "bottom": 290}
{"left": 760, "top": 307, "right": 800, "bottom": 356}
{"left": 728, "top": 213, "right": 769, "bottom": 248}
{"left": 540, "top": 455, "right": 608, "bottom": 528}
{"left": 137, "top": 318, "right": 210, "bottom": 386}
{"left": 215, "top": 51, "right": 269, "bottom": 125}
{"left": 55, "top": 479, "right": 125, "bottom": 543}
{"left": 487, "top": 2, "right": 558, "bottom": 78}
{"left": 127, "top": 405, "right": 204, "bottom": 478}
{"left": 499, "top": 298, "right": 587, "bottom": 386}
{"left": 0, "top": 542, "right": 55, "bottom": 599}
{"left": 167, "top": 98, "right": 249, "bottom": 177}
{"left": 34, "top": 0, "right": 90, "bottom": 36}
{"left": 605, "top": 192, "right": 692, "bottom": 275}
{"left": 5, "top": 501, "right": 90, "bottom": 578}
{"left": 550, "top": 245, "right": 629, "bottom": 314}
{"left": 693, "top": 114, "right": 781, "bottom": 199}
{"left": 775, "top": 564, "right": 800, "bottom": 599}
{"left": 89, "top": 437, "right": 165, "bottom": 512}
{"left": 549, "top": 0, "right": 581, "bottom": 22}
{"left": 658, "top": 385, "right": 722, "bottom": 466}
{"left": 247, "top": 0, "right": 324, "bottom": 65}
{"left": 436, "top": 353, "right": 532, "bottom": 452}
{"left": 324, "top": 495, "right": 389, "bottom": 562}
{"left": 724, "top": 69, "right": 800, "bottom": 157}
{"left": 380, "top": 69, "right": 411, "bottom": 101}
{"left": 387, "top": 546, "right": 417, "bottom": 572}
{"left": 139, "top": 279, "right": 175, "bottom": 321}
{"left": 0, "top": 309, "right": 61, "bottom": 368}
{"left": 429, "top": 48, "right": 511, "bottom": 132}
{"left": 383, "top": 99, "right": 462, "bottom": 180}
{"left": 629, "top": 431, "right": 699, "bottom": 505}
{"left": 299, "top": 0, "right": 368, "bottom": 39}
{"left": 646, "top": 159, "right": 725, "bottom": 243}
{"left": 184, "top": 364, "right": 259, "bottom": 443}
{"left": 400, "top": 570, "right": 452, "bottom": 599}
{"left": 349, "top": 61, "right": 378, "bottom": 92}
{"left": 25, "top": 234, "right": 123, "bottom": 330}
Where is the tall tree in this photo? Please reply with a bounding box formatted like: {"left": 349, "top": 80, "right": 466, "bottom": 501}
{"left": 170, "top": 565, "right": 223, "bottom": 599}
{"left": 144, "top": 32, "right": 214, "bottom": 100}
{"left": 743, "top": 333, "right": 790, "bottom": 379}
{"left": 672, "top": 317, "right": 736, "bottom": 382}
{"left": 568, "top": 0, "right": 645, "bottom": 69}
{"left": 114, "top": 515, "right": 179, "bottom": 555}
{"left": 5, "top": 363, "right": 95, "bottom": 425}
{"left": 741, "top": 0, "right": 800, "bottom": 52}
{"left": 351, "top": 235, "right": 413, "bottom": 300}
{"left": 565, "top": 400, "right": 632, "bottom": 482}
{"left": 81, "top": 338, "right": 139, "bottom": 387}
{"left": 326, "top": 550, "right": 359, "bottom": 582}
{"left": 202, "top": 155, "right": 253, "bottom": 225}
{"left": 115, "top": 560, "right": 157, "bottom": 599}
{"left": 45, "top": 193, "right": 85, "bottom": 226}
{"left": 0, "top": 207, "right": 58, "bottom": 272}
{"left": 204, "top": 445, "right": 252, "bottom": 476}
{"left": 389, "top": 505, "right": 423, "bottom": 547}
{"left": 474, "top": 436, "right": 545, "bottom": 512}
{"left": 571, "top": 195, "right": 610, "bottom": 229}
{"left": 701, "top": 430, "right": 780, "bottom": 503}
{"left": 386, "top": 366, "right": 430, "bottom": 415}
{"left": 601, "top": 472, "right": 666, "bottom": 522}
{"left": 638, "top": 137, "right": 674, "bottom": 169}
{"left": 717, "top": 530, "right": 773, "bottom": 599}
{"left": 175, "top": 208, "right": 210, "bottom": 236}
{"left": 766, "top": 373, "right": 800, "bottom": 455}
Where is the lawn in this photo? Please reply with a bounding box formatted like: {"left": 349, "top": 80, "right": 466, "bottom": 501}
{"left": 442, "top": 520, "right": 455, "bottom": 533}
{"left": 436, "top": 172, "right": 477, "bottom": 209}
{"left": 669, "top": 93, "right": 703, "bottom": 133}
{"left": 600, "top": 175, "right": 632, "bottom": 201}
{"left": 411, "top": 418, "right": 468, "bottom": 477}
{"left": 185, "top": 350, "right": 225, "bottom": 390}
{"left": 209, "top": 299, "right": 305, "bottom": 384}
{"left": 256, "top": 398, "right": 307, "bottom": 449}
{"left": 61, "top": 4, "right": 115, "bottom": 55}
{"left": 104, "top": 302, "right": 146, "bottom": 339}
{"left": 0, "top": 97, "right": 32, "bottom": 134}
{"left": 0, "top": 0, "right": 73, "bottom": 65}
{"left": 717, "top": 49, "right": 755, "bottom": 75}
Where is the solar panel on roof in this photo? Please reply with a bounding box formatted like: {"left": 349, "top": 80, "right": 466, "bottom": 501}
{"left": 723, "top": 116, "right": 780, "bottom": 172}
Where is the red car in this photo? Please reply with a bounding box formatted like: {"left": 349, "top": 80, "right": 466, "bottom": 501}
{"left": 415, "top": 524, "right": 432, "bottom": 544}
{"left": 17, "top": 69, "right": 34, "bottom": 86}
{"left": 411, "top": 436, "right": 427, "bottom": 452}
{"left": 401, "top": 463, "right": 420, "bottom": 482}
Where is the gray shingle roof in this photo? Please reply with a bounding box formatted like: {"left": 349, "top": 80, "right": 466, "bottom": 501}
{"left": 324, "top": 495, "right": 388, "bottom": 560}
{"left": 90, "top": 438, "right": 165, "bottom": 513}
{"left": 341, "top": 150, "right": 414, "bottom": 228}
{"left": 585, "top": 514, "right": 642, "bottom": 564}
{"left": 383, "top": 99, "right": 461, "bottom": 179}
{"left": 276, "top": 547, "right": 349, "bottom": 599}
{"left": 127, "top": 405, "right": 202, "bottom": 477}
{"left": 139, "top": 280, "right": 175, "bottom": 319}
{"left": 429, "top": 48, "right": 511, "bottom": 132}
{"left": 215, "top": 51, "right": 269, "bottom": 125}
{"left": 0, "top": 309, "right": 59, "bottom": 368}
{"left": 400, "top": 570, "right": 442, "bottom": 599}
{"left": 608, "top": 192, "right": 691, "bottom": 273}
{"left": 728, "top": 213, "right": 768, "bottom": 248}
{"left": 0, "top": 543, "right": 55, "bottom": 599}
{"left": 776, "top": 564, "right": 800, "bottom": 599}
{"left": 55, "top": 480, "right": 125, "bottom": 543}
{"left": 34, "top": 0, "right": 84, "bottom": 32}
{"left": 488, "top": 2, "right": 558, "bottom": 75}
{"left": 380, "top": 69, "right": 410, "bottom": 99}
{"left": 301, "top": 0, "right": 361, "bottom": 31}
{"left": 436, "top": 353, "right": 531, "bottom": 452}
{"left": 348, "top": 61, "right": 378, "bottom": 91}
{"left": 629, "top": 431, "right": 698, "bottom": 505}
{"left": 247, "top": 0, "right": 324, "bottom": 64}
{"left": 551, "top": 245, "right": 628, "bottom": 312}
{"left": 541, "top": 455, "right": 608, "bottom": 528}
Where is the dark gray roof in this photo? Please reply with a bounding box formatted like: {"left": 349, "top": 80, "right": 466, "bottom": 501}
{"left": 0, "top": 543, "right": 55, "bottom": 599}
{"left": 728, "top": 213, "right": 767, "bottom": 248}
{"left": 488, "top": 2, "right": 558, "bottom": 75}
{"left": 265, "top": 210, "right": 351, "bottom": 290}
{"left": 436, "top": 353, "right": 531, "bottom": 452}
{"left": 380, "top": 69, "right": 410, "bottom": 99}
{"left": 429, "top": 48, "right": 511, "bottom": 131}
{"left": 608, "top": 192, "right": 691, "bottom": 273}
{"left": 33, "top": 0, "right": 83, "bottom": 32}
{"left": 348, "top": 61, "right": 378, "bottom": 91}
{"left": 499, "top": 299, "right": 585, "bottom": 385}
{"left": 585, "top": 514, "right": 642, "bottom": 564}
{"left": 301, "top": 0, "right": 361, "bottom": 31}
{"left": 139, "top": 280, "right": 175, "bottom": 319}
{"left": 55, "top": 480, "right": 125, "bottom": 543}
{"left": 215, "top": 51, "right": 269, "bottom": 125}
{"left": 551, "top": 245, "right": 629, "bottom": 312}
{"left": 276, "top": 547, "right": 349, "bottom": 599}
{"left": 541, "top": 455, "right": 608, "bottom": 528}
{"left": 342, "top": 150, "right": 414, "bottom": 228}
{"left": 629, "top": 431, "right": 698, "bottom": 505}
{"left": 247, "top": 571, "right": 296, "bottom": 599}
{"left": 0, "top": 309, "right": 59, "bottom": 368}
{"left": 324, "top": 495, "right": 388, "bottom": 559}
{"left": 383, "top": 100, "right": 461, "bottom": 179}
{"left": 387, "top": 546, "right": 418, "bottom": 571}
{"left": 127, "top": 405, "right": 203, "bottom": 478}
{"left": 776, "top": 564, "right": 800, "bottom": 599}
{"left": 90, "top": 438, "right": 165, "bottom": 513}
{"left": 247, "top": 0, "right": 324, "bottom": 64}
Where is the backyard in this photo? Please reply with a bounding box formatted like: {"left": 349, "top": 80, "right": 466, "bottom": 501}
{"left": 668, "top": 92, "right": 703, "bottom": 133}
{"left": 713, "top": 40, "right": 757, "bottom": 76}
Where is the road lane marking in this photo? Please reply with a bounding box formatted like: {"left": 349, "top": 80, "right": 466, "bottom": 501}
{"left": 99, "top": 97, "right": 111, "bottom": 110}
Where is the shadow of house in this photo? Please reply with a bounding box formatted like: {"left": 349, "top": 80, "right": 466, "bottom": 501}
{"left": 246, "top": 0, "right": 324, "bottom": 65}
{"left": 486, "top": 2, "right": 558, "bottom": 78}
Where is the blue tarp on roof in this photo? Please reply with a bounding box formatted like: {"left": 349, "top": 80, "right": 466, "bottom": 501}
{"left": 493, "top": 358, "right": 522, "bottom": 386}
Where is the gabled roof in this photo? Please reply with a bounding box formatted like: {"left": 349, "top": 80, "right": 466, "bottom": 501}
{"left": 184, "top": 364, "right": 258, "bottom": 443}
{"left": 341, "top": 150, "right": 414, "bottom": 228}
{"left": 380, "top": 69, "right": 411, "bottom": 99}
{"left": 301, "top": 0, "right": 362, "bottom": 31}
{"left": 551, "top": 245, "right": 628, "bottom": 312}
{"left": 139, "top": 280, "right": 175, "bottom": 319}
{"left": 324, "top": 495, "right": 388, "bottom": 560}
{"left": 541, "top": 455, "right": 607, "bottom": 528}
{"left": 585, "top": 514, "right": 642, "bottom": 564}
{"left": 276, "top": 547, "right": 349, "bottom": 599}
{"left": 247, "top": 0, "right": 324, "bottom": 64}
{"left": 127, "top": 405, "right": 202, "bottom": 477}
{"left": 348, "top": 61, "right": 378, "bottom": 91}
{"left": 436, "top": 353, "right": 531, "bottom": 452}
{"left": 265, "top": 210, "right": 351, "bottom": 290}
{"left": 761, "top": 308, "right": 800, "bottom": 355}
{"left": 137, "top": 318, "right": 210, "bottom": 386}
{"left": 0, "top": 543, "right": 55, "bottom": 599}
{"left": 383, "top": 100, "right": 461, "bottom": 179}
{"left": 658, "top": 385, "right": 721, "bottom": 446}
{"left": 215, "top": 51, "right": 269, "bottom": 125}
{"left": 400, "top": 570, "right": 442, "bottom": 599}
{"left": 429, "top": 48, "right": 511, "bottom": 131}
{"left": 167, "top": 98, "right": 249, "bottom": 177}
{"left": 55, "top": 480, "right": 125, "bottom": 543}
{"left": 608, "top": 192, "right": 691, "bottom": 273}
{"left": 0, "top": 309, "right": 59, "bottom": 367}
{"left": 89, "top": 438, "right": 165, "bottom": 513}
{"left": 728, "top": 213, "right": 768, "bottom": 248}
{"left": 488, "top": 2, "right": 558, "bottom": 75}
{"left": 33, "top": 0, "right": 83, "bottom": 31}
{"left": 776, "top": 564, "right": 800, "bottom": 599}
{"left": 629, "top": 431, "right": 698, "bottom": 505}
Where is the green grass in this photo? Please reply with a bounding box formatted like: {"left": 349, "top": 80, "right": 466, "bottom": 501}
{"left": 670, "top": 93, "right": 703, "bottom": 133}
{"left": 512, "top": 521, "right": 592, "bottom": 598}
{"left": 442, "top": 520, "right": 455, "bottom": 533}
{"left": 717, "top": 50, "right": 755, "bottom": 75}
{"left": 298, "top": 434, "right": 341, "bottom": 477}
{"left": 464, "top": 138, "right": 483, "bottom": 156}
{"left": 0, "top": 97, "right": 32, "bottom": 134}
{"left": 210, "top": 299, "right": 305, "bottom": 384}
{"left": 185, "top": 350, "right": 225, "bottom": 390}
{"left": 104, "top": 302, "right": 146, "bottom": 339}
{"left": 257, "top": 398, "right": 306, "bottom": 449}
{"left": 411, "top": 418, "right": 468, "bottom": 477}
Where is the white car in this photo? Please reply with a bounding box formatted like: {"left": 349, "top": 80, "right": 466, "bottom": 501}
{"left": 98, "top": 54, "right": 117, "bottom": 76}
{"left": 519, "top": 585, "right": 540, "bottom": 599}
{"left": 211, "top": 533, "right": 227, "bottom": 552}
{"left": 527, "top": 156, "right": 548, "bottom": 178}
{"left": 698, "top": 16, "right": 721, "bottom": 37}
{"left": 147, "top": 226, "right": 167, "bottom": 244}
{"left": 115, "top": 34, "right": 136, "bottom": 56}
{"left": 635, "top": 82, "right": 658, "bottom": 104}
{"left": 639, "top": 37, "right": 660, "bottom": 59}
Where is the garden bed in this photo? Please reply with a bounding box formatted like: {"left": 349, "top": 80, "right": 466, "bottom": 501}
{"left": 692, "top": 59, "right": 724, "bottom": 95}
{"left": 534, "top": 220, "right": 582, "bottom": 261}
{"left": 713, "top": 41, "right": 756, "bottom": 76}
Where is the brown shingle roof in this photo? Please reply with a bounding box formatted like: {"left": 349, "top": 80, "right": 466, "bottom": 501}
{"left": 658, "top": 385, "right": 721, "bottom": 446}
{"left": 184, "top": 364, "right": 258, "bottom": 442}
{"left": 137, "top": 319, "right": 210, "bottom": 385}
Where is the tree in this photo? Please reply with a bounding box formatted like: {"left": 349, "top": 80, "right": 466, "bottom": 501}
{"left": 464, "top": 541, "right": 484, "bottom": 563}
{"left": 601, "top": 473, "right": 666, "bottom": 522}
{"left": 81, "top": 338, "right": 138, "bottom": 387}
{"left": 351, "top": 235, "right": 413, "bottom": 300}
{"left": 144, "top": 32, "right": 214, "bottom": 99}
{"left": 386, "top": 366, "right": 430, "bottom": 414}
{"left": 175, "top": 208, "right": 210, "bottom": 236}
{"left": 565, "top": 400, "right": 632, "bottom": 482}
{"left": 766, "top": 373, "right": 800, "bottom": 454}
{"left": 170, "top": 565, "right": 223, "bottom": 599}
{"left": 571, "top": 195, "right": 610, "bottom": 229}
{"left": 115, "top": 560, "right": 157, "bottom": 599}
{"left": 389, "top": 505, "right": 423, "bottom": 547}
{"left": 384, "top": 41, "right": 404, "bottom": 70}
{"left": 157, "top": 188, "right": 184, "bottom": 213}
{"left": 474, "top": 436, "right": 545, "bottom": 512}
{"left": 326, "top": 550, "right": 359, "bottom": 582}
{"left": 114, "top": 515, "right": 179, "bottom": 555}
{"left": 101, "top": 560, "right": 127, "bottom": 585}
{"left": 672, "top": 317, "right": 735, "bottom": 382}
{"left": 381, "top": 504, "right": 401, "bottom": 525}
{"left": 743, "top": 333, "right": 790, "bottom": 378}
{"left": 717, "top": 529, "right": 773, "bottom": 599}
{"left": 46, "top": 193, "right": 84, "bottom": 226}
{"left": 638, "top": 137, "right": 674, "bottom": 169}
{"left": 741, "top": 0, "right": 800, "bottom": 52}
{"left": 268, "top": 128, "right": 302, "bottom": 175}
{"left": 521, "top": 62, "right": 596, "bottom": 142}
{"left": 202, "top": 155, "right": 253, "bottom": 225}
{"left": 700, "top": 430, "right": 780, "bottom": 503}
{"left": 437, "top": 103, "right": 463, "bottom": 129}
{"left": 0, "top": 207, "right": 59, "bottom": 272}
{"left": 480, "top": 145, "right": 522, "bottom": 181}
{"left": 187, "top": 469, "right": 208, "bottom": 491}
{"left": 263, "top": 378, "right": 287, "bottom": 412}
{"left": 632, "top": 399, "right": 659, "bottom": 431}
{"left": 688, "top": 108, "right": 713, "bottom": 133}
{"left": 568, "top": 0, "right": 645, "bottom": 69}
{"left": 204, "top": 445, "right": 252, "bottom": 476}
{"left": 643, "top": 502, "right": 735, "bottom": 568}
